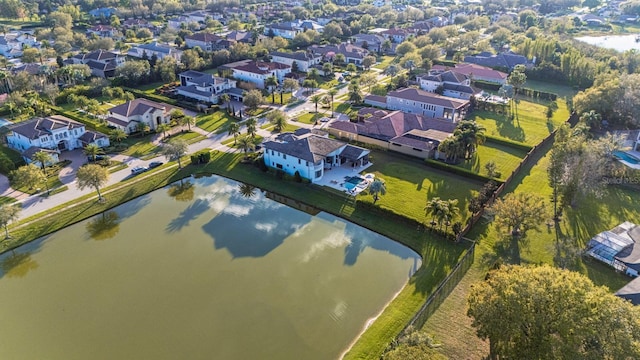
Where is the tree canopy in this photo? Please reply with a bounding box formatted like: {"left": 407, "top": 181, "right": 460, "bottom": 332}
{"left": 468, "top": 265, "right": 640, "bottom": 359}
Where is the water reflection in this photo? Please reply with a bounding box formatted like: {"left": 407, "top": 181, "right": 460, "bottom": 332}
{"left": 166, "top": 199, "right": 210, "bottom": 233}
{"left": 86, "top": 211, "right": 120, "bottom": 241}
{"left": 238, "top": 183, "right": 257, "bottom": 199}
{"left": 0, "top": 250, "right": 38, "bottom": 278}
{"left": 167, "top": 180, "right": 195, "bottom": 202}
{"left": 202, "top": 186, "right": 309, "bottom": 258}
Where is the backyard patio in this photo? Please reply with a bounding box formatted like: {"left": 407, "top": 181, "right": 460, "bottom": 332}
{"left": 314, "top": 162, "right": 374, "bottom": 195}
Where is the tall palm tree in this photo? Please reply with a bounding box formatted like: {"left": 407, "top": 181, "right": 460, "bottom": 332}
{"left": 84, "top": 143, "right": 103, "bottom": 162}
{"left": 348, "top": 81, "right": 362, "bottom": 104}
{"left": 308, "top": 68, "right": 320, "bottom": 81}
{"left": 179, "top": 116, "right": 195, "bottom": 131}
{"left": 237, "top": 136, "right": 256, "bottom": 158}
{"left": 369, "top": 178, "right": 386, "bottom": 203}
{"left": 109, "top": 128, "right": 128, "bottom": 144}
{"left": 227, "top": 122, "right": 241, "bottom": 145}
{"left": 310, "top": 94, "right": 322, "bottom": 113}
{"left": 327, "top": 88, "right": 338, "bottom": 118}
{"left": 265, "top": 76, "right": 278, "bottom": 104}
{"left": 443, "top": 199, "right": 459, "bottom": 233}
{"left": 157, "top": 123, "right": 170, "bottom": 139}
{"left": 32, "top": 151, "right": 53, "bottom": 173}
{"left": 454, "top": 121, "right": 486, "bottom": 159}
{"left": 245, "top": 118, "right": 257, "bottom": 139}
{"left": 137, "top": 122, "right": 150, "bottom": 137}
{"left": 425, "top": 197, "right": 442, "bottom": 226}
{"left": 438, "top": 136, "right": 464, "bottom": 163}
{"left": 220, "top": 94, "right": 231, "bottom": 113}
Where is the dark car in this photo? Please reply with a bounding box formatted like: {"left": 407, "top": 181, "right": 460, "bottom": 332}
{"left": 87, "top": 154, "right": 109, "bottom": 162}
{"left": 148, "top": 161, "right": 163, "bottom": 169}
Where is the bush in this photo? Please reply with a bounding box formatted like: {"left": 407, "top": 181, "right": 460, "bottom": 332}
{"left": 485, "top": 136, "right": 533, "bottom": 152}
{"left": 424, "top": 158, "right": 504, "bottom": 184}
{"left": 294, "top": 170, "right": 302, "bottom": 183}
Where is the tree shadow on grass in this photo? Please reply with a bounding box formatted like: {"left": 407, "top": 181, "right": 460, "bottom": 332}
{"left": 496, "top": 117, "right": 526, "bottom": 143}
{"left": 408, "top": 237, "right": 469, "bottom": 295}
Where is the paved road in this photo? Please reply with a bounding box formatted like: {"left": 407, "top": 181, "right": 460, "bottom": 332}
{"left": 8, "top": 70, "right": 385, "bottom": 220}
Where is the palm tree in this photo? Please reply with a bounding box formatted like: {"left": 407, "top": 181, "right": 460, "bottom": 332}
{"left": 227, "top": 122, "right": 241, "bottom": 145}
{"left": 137, "top": 122, "right": 150, "bottom": 137}
{"left": 310, "top": 94, "right": 322, "bottom": 113}
{"left": 334, "top": 53, "right": 345, "bottom": 66}
{"left": 157, "top": 123, "right": 170, "bottom": 139}
{"left": 308, "top": 68, "right": 320, "bottom": 81}
{"left": 31, "top": 150, "right": 53, "bottom": 173}
{"left": 265, "top": 76, "right": 278, "bottom": 104}
{"left": 220, "top": 94, "right": 231, "bottom": 113}
{"left": 327, "top": 88, "right": 338, "bottom": 118}
{"left": 438, "top": 136, "right": 464, "bottom": 164}
{"left": 443, "top": 199, "right": 459, "bottom": 233}
{"left": 84, "top": 144, "right": 103, "bottom": 162}
{"left": 179, "top": 116, "right": 195, "bottom": 131}
{"left": 245, "top": 118, "right": 257, "bottom": 139}
{"left": 369, "top": 178, "right": 387, "bottom": 203}
{"left": 109, "top": 128, "right": 127, "bottom": 144}
{"left": 425, "top": 197, "right": 442, "bottom": 226}
{"left": 268, "top": 111, "right": 287, "bottom": 132}
{"left": 348, "top": 82, "right": 363, "bottom": 104}
{"left": 237, "top": 136, "right": 256, "bottom": 158}
{"left": 454, "top": 121, "right": 486, "bottom": 159}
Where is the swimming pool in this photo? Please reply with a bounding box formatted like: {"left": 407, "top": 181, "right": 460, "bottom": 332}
{"left": 344, "top": 177, "right": 365, "bottom": 191}
{"left": 613, "top": 151, "right": 640, "bottom": 165}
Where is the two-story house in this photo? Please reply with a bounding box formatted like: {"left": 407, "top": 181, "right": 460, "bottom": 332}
{"left": 6, "top": 115, "right": 110, "bottom": 162}
{"left": 352, "top": 34, "right": 386, "bottom": 53}
{"left": 66, "top": 49, "right": 125, "bottom": 78}
{"left": 416, "top": 70, "right": 480, "bottom": 100}
{"left": 309, "top": 43, "right": 369, "bottom": 65}
{"left": 365, "top": 87, "right": 470, "bottom": 122}
{"left": 176, "top": 70, "right": 238, "bottom": 104}
{"left": 263, "top": 131, "right": 370, "bottom": 183}
{"left": 431, "top": 63, "right": 508, "bottom": 85}
{"left": 269, "top": 51, "right": 322, "bottom": 73}
{"left": 263, "top": 22, "right": 303, "bottom": 39}
{"left": 227, "top": 61, "right": 291, "bottom": 89}
{"left": 380, "top": 28, "right": 414, "bottom": 43}
{"left": 0, "top": 32, "right": 40, "bottom": 58}
{"left": 106, "top": 99, "right": 178, "bottom": 134}
{"left": 185, "top": 32, "right": 233, "bottom": 51}
{"left": 87, "top": 25, "right": 117, "bottom": 38}
{"left": 127, "top": 42, "right": 183, "bottom": 61}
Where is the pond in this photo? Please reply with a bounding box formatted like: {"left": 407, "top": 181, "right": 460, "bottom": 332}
{"left": 0, "top": 175, "right": 421, "bottom": 360}
{"left": 575, "top": 34, "right": 640, "bottom": 52}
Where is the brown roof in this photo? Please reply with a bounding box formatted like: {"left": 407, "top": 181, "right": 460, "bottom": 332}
{"left": 388, "top": 88, "right": 469, "bottom": 109}
{"left": 233, "top": 61, "right": 290, "bottom": 75}
{"left": 432, "top": 63, "right": 508, "bottom": 81}
{"left": 186, "top": 32, "right": 223, "bottom": 43}
{"left": 109, "top": 98, "right": 173, "bottom": 117}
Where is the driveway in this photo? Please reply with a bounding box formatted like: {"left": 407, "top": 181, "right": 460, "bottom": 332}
{"left": 58, "top": 149, "right": 88, "bottom": 185}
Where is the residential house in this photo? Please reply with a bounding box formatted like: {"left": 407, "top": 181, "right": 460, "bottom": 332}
{"left": 431, "top": 63, "right": 508, "bottom": 84}
{"left": 270, "top": 51, "right": 322, "bottom": 72}
{"left": 185, "top": 32, "right": 230, "bottom": 51}
{"left": 185, "top": 10, "right": 214, "bottom": 23}
{"left": 352, "top": 34, "right": 386, "bottom": 53}
{"left": 225, "top": 30, "right": 254, "bottom": 44}
{"left": 328, "top": 108, "right": 456, "bottom": 160}
{"left": 176, "top": 70, "right": 238, "bottom": 104}
{"left": 380, "top": 28, "right": 414, "bottom": 43}
{"left": 6, "top": 115, "right": 109, "bottom": 161}
{"left": 87, "top": 25, "right": 117, "bottom": 38}
{"left": 416, "top": 70, "right": 480, "bottom": 100}
{"left": 66, "top": 50, "right": 125, "bottom": 78}
{"left": 299, "top": 20, "right": 324, "bottom": 32}
{"left": 106, "top": 99, "right": 179, "bottom": 134}
{"left": 264, "top": 22, "right": 303, "bottom": 39}
{"left": 309, "top": 43, "right": 369, "bottom": 65}
{"left": 365, "top": 87, "right": 470, "bottom": 122}
{"left": 224, "top": 60, "right": 291, "bottom": 89}
{"left": 12, "top": 63, "right": 55, "bottom": 76}
{"left": 580, "top": 13, "right": 607, "bottom": 26}
{"left": 586, "top": 222, "right": 640, "bottom": 277}
{"left": 128, "top": 42, "right": 182, "bottom": 61}
{"left": 463, "top": 51, "right": 531, "bottom": 70}
{"left": 168, "top": 16, "right": 195, "bottom": 30}
{"left": 88, "top": 7, "right": 117, "bottom": 18}
{"left": 263, "top": 131, "right": 370, "bottom": 183}
{"left": 0, "top": 32, "right": 40, "bottom": 58}
{"left": 615, "top": 277, "right": 640, "bottom": 305}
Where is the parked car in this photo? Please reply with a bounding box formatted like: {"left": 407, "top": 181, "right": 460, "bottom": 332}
{"left": 320, "top": 117, "right": 330, "bottom": 123}
{"left": 148, "top": 161, "right": 163, "bottom": 169}
{"left": 87, "top": 154, "right": 109, "bottom": 162}
{"left": 131, "top": 166, "right": 147, "bottom": 175}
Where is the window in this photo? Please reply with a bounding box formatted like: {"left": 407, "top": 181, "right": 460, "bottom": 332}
{"left": 298, "top": 159, "right": 301, "bottom": 164}
{"left": 315, "top": 170, "right": 322, "bottom": 178}
{"left": 283, "top": 154, "right": 287, "bottom": 159}
{"left": 276, "top": 163, "right": 283, "bottom": 169}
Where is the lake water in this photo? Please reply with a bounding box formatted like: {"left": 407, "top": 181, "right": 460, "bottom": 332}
{"left": 0, "top": 175, "right": 421, "bottom": 360}
{"left": 575, "top": 34, "right": 640, "bottom": 52}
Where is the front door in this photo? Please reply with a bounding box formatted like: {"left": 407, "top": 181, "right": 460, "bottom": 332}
{"left": 57, "top": 140, "right": 66, "bottom": 151}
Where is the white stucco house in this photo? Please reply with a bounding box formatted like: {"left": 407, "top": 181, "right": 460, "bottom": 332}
{"left": 6, "top": 115, "right": 110, "bottom": 162}
{"left": 269, "top": 51, "right": 322, "bottom": 73}
{"left": 127, "top": 42, "right": 183, "bottom": 61}
{"left": 416, "top": 70, "right": 480, "bottom": 100}
{"left": 176, "top": 70, "right": 238, "bottom": 104}
{"left": 263, "top": 130, "right": 370, "bottom": 183}
{"left": 0, "top": 32, "right": 40, "bottom": 58}
{"left": 229, "top": 60, "right": 291, "bottom": 89}
{"left": 106, "top": 99, "right": 179, "bottom": 134}
{"left": 365, "top": 88, "right": 470, "bottom": 122}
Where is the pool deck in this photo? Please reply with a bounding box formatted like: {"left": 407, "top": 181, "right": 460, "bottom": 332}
{"left": 315, "top": 163, "right": 373, "bottom": 194}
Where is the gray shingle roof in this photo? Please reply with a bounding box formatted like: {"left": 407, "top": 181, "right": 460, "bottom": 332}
{"left": 9, "top": 116, "right": 83, "bottom": 140}
{"left": 109, "top": 98, "right": 170, "bottom": 117}
{"left": 264, "top": 134, "right": 346, "bottom": 163}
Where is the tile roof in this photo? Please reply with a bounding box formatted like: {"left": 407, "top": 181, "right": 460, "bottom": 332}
{"left": 186, "top": 32, "right": 223, "bottom": 42}
{"left": 271, "top": 51, "right": 319, "bottom": 61}
{"left": 432, "top": 63, "right": 508, "bottom": 81}
{"left": 78, "top": 130, "right": 108, "bottom": 143}
{"left": 388, "top": 88, "right": 469, "bottom": 109}
{"left": 109, "top": 98, "right": 171, "bottom": 117}
{"left": 9, "top": 116, "right": 83, "bottom": 140}
{"left": 264, "top": 134, "right": 346, "bottom": 163}
{"left": 309, "top": 43, "right": 368, "bottom": 60}
{"left": 233, "top": 61, "right": 290, "bottom": 74}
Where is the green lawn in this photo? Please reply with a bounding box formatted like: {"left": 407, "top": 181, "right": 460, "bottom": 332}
{"left": 451, "top": 142, "right": 528, "bottom": 180}
{"left": 196, "top": 111, "right": 237, "bottom": 133}
{"left": 471, "top": 98, "right": 569, "bottom": 145}
{"left": 221, "top": 134, "right": 264, "bottom": 147}
{"left": 0, "top": 146, "right": 25, "bottom": 172}
{"left": 524, "top": 80, "right": 578, "bottom": 101}
{"left": 0, "top": 196, "right": 16, "bottom": 205}
{"left": 118, "top": 135, "right": 160, "bottom": 158}
{"left": 260, "top": 122, "right": 300, "bottom": 132}
{"left": 423, "top": 140, "right": 638, "bottom": 360}
{"left": 357, "top": 151, "right": 482, "bottom": 226}
{"left": 164, "top": 130, "right": 206, "bottom": 144}
{"left": 295, "top": 111, "right": 328, "bottom": 124}
{"left": 374, "top": 55, "right": 398, "bottom": 70}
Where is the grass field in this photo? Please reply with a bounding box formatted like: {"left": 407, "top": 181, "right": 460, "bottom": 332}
{"left": 423, "top": 140, "right": 638, "bottom": 359}
{"left": 295, "top": 111, "right": 329, "bottom": 124}
{"left": 471, "top": 98, "right": 569, "bottom": 145}
{"left": 196, "top": 112, "right": 237, "bottom": 133}
{"left": 356, "top": 151, "right": 482, "bottom": 226}
{"left": 260, "top": 122, "right": 300, "bottom": 133}
{"left": 374, "top": 56, "right": 398, "bottom": 70}
{"left": 164, "top": 130, "right": 205, "bottom": 144}
{"left": 451, "top": 142, "right": 528, "bottom": 180}
{"left": 119, "top": 135, "right": 159, "bottom": 158}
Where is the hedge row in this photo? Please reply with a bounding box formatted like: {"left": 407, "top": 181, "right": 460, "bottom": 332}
{"left": 484, "top": 136, "right": 534, "bottom": 152}
{"left": 49, "top": 106, "right": 109, "bottom": 134}
{"left": 424, "top": 158, "right": 504, "bottom": 185}
{"left": 473, "top": 80, "right": 502, "bottom": 91}
{"left": 433, "top": 59, "right": 457, "bottom": 67}
{"left": 123, "top": 88, "right": 178, "bottom": 106}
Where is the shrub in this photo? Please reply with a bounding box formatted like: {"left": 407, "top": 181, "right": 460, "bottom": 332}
{"left": 294, "top": 170, "right": 302, "bottom": 183}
